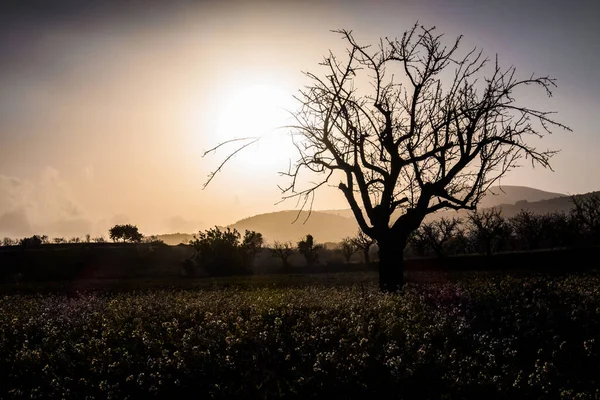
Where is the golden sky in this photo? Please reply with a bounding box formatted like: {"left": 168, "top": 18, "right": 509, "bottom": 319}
{"left": 0, "top": 0, "right": 599, "bottom": 237}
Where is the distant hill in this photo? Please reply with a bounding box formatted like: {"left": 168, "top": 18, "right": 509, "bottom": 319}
{"left": 320, "top": 186, "right": 566, "bottom": 219}
{"left": 155, "top": 233, "right": 195, "bottom": 246}
{"left": 420, "top": 190, "right": 597, "bottom": 223}
{"left": 156, "top": 187, "right": 594, "bottom": 245}
{"left": 228, "top": 211, "right": 358, "bottom": 244}
{"left": 477, "top": 185, "right": 566, "bottom": 208}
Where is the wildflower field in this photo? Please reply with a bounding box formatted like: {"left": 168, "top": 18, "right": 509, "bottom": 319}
{"left": 1, "top": 271, "right": 599, "bottom": 399}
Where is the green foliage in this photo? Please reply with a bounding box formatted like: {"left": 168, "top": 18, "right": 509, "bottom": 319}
{"left": 1, "top": 273, "right": 599, "bottom": 399}
{"left": 109, "top": 224, "right": 143, "bottom": 243}
{"left": 189, "top": 227, "right": 263, "bottom": 276}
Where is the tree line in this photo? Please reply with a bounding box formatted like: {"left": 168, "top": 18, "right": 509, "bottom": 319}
{"left": 1, "top": 224, "right": 164, "bottom": 247}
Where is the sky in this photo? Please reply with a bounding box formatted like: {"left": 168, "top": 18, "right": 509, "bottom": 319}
{"left": 0, "top": 0, "right": 599, "bottom": 238}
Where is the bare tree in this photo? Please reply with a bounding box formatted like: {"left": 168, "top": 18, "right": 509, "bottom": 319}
{"left": 467, "top": 208, "right": 511, "bottom": 256}
{"left": 350, "top": 230, "right": 376, "bottom": 263}
{"left": 270, "top": 241, "right": 295, "bottom": 270}
{"left": 510, "top": 210, "right": 543, "bottom": 250}
{"left": 338, "top": 237, "right": 359, "bottom": 263}
{"left": 569, "top": 193, "right": 600, "bottom": 245}
{"left": 206, "top": 24, "right": 569, "bottom": 291}
{"left": 415, "top": 217, "right": 462, "bottom": 258}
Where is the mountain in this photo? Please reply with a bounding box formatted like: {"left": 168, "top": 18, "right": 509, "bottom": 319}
{"left": 320, "top": 186, "right": 566, "bottom": 219}
{"left": 228, "top": 210, "right": 358, "bottom": 244}
{"left": 157, "top": 186, "right": 592, "bottom": 245}
{"left": 477, "top": 186, "right": 566, "bottom": 208}
{"left": 225, "top": 186, "right": 582, "bottom": 244}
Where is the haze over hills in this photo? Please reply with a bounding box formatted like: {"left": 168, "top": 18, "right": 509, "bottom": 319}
{"left": 321, "top": 186, "right": 567, "bottom": 220}
{"left": 155, "top": 186, "right": 590, "bottom": 245}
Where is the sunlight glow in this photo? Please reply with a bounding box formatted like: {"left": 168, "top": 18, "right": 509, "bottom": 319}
{"left": 213, "top": 83, "right": 296, "bottom": 170}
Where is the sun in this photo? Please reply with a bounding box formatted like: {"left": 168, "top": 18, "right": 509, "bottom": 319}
{"left": 213, "top": 83, "right": 296, "bottom": 170}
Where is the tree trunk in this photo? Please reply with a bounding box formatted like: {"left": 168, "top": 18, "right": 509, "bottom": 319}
{"left": 363, "top": 249, "right": 370, "bottom": 264}
{"left": 377, "top": 238, "right": 405, "bottom": 292}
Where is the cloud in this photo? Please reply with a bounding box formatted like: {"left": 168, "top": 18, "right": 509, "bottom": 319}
{"left": 83, "top": 165, "right": 94, "bottom": 183}
{"left": 164, "top": 215, "right": 204, "bottom": 234}
{"left": 0, "top": 167, "right": 93, "bottom": 238}
{"left": 110, "top": 213, "right": 130, "bottom": 226}
{"left": 0, "top": 209, "right": 32, "bottom": 237}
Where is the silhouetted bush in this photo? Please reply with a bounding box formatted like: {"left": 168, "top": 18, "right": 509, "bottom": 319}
{"left": 188, "top": 227, "right": 263, "bottom": 276}
{"left": 570, "top": 193, "right": 600, "bottom": 245}
{"left": 297, "top": 234, "right": 324, "bottom": 266}
{"left": 109, "top": 224, "right": 143, "bottom": 243}
{"left": 19, "top": 235, "right": 43, "bottom": 247}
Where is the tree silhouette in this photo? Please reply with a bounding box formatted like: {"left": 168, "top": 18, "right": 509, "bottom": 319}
{"left": 2, "top": 237, "right": 16, "bottom": 246}
{"left": 297, "top": 234, "right": 323, "bottom": 266}
{"left": 270, "top": 241, "right": 295, "bottom": 270}
{"left": 339, "top": 237, "right": 359, "bottom": 263}
{"left": 414, "top": 217, "right": 462, "bottom": 258}
{"left": 206, "top": 24, "right": 569, "bottom": 291}
{"left": 570, "top": 193, "right": 600, "bottom": 245}
{"left": 109, "top": 224, "right": 143, "bottom": 243}
{"left": 467, "top": 208, "right": 511, "bottom": 256}
{"left": 189, "top": 227, "right": 262, "bottom": 276}
{"left": 350, "top": 230, "right": 376, "bottom": 264}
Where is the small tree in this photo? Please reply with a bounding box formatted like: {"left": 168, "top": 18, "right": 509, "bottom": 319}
{"left": 539, "top": 212, "right": 574, "bottom": 249}
{"left": 189, "top": 227, "right": 261, "bottom": 276}
{"left": 408, "top": 229, "right": 430, "bottom": 257}
{"left": 53, "top": 237, "right": 66, "bottom": 244}
{"left": 510, "top": 210, "right": 543, "bottom": 250}
{"left": 2, "top": 237, "right": 15, "bottom": 246}
{"left": 350, "top": 230, "right": 376, "bottom": 264}
{"left": 92, "top": 236, "right": 106, "bottom": 243}
{"left": 339, "top": 237, "right": 359, "bottom": 263}
{"left": 240, "top": 230, "right": 264, "bottom": 267}
{"left": 297, "top": 234, "right": 323, "bottom": 266}
{"left": 109, "top": 224, "right": 143, "bottom": 243}
{"left": 270, "top": 241, "right": 295, "bottom": 270}
{"left": 415, "top": 217, "right": 462, "bottom": 258}
{"left": 19, "top": 235, "right": 43, "bottom": 247}
{"left": 570, "top": 193, "right": 600, "bottom": 245}
{"left": 40, "top": 235, "right": 49, "bottom": 244}
{"left": 467, "top": 208, "right": 511, "bottom": 256}
{"left": 69, "top": 237, "right": 81, "bottom": 244}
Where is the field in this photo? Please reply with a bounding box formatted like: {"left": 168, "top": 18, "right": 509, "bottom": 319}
{"left": 1, "top": 271, "right": 600, "bottom": 399}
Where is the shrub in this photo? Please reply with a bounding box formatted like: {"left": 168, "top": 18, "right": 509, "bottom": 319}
{"left": 109, "top": 224, "right": 143, "bottom": 243}
{"left": 189, "top": 227, "right": 263, "bottom": 276}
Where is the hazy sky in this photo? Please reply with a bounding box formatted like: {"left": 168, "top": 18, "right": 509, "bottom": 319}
{"left": 1, "top": 0, "right": 599, "bottom": 237}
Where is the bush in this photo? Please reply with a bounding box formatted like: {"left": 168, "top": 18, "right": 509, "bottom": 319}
{"left": 189, "top": 227, "right": 263, "bottom": 276}
{"left": 109, "top": 224, "right": 143, "bottom": 243}
{"left": 19, "top": 235, "right": 43, "bottom": 247}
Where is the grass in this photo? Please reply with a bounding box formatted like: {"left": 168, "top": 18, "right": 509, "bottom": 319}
{"left": 1, "top": 271, "right": 599, "bottom": 399}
